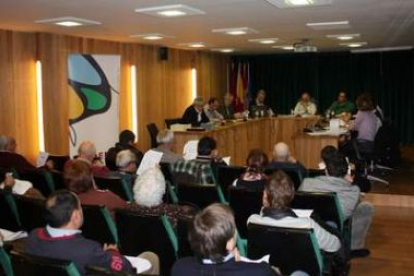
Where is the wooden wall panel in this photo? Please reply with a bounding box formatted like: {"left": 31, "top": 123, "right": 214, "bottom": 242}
{"left": 0, "top": 30, "right": 38, "bottom": 161}
{"left": 0, "top": 29, "right": 229, "bottom": 159}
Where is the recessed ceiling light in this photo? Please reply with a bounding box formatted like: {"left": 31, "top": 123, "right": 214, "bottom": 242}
{"left": 327, "top": 34, "right": 360, "bottom": 40}
{"left": 285, "top": 0, "right": 314, "bottom": 6}
{"left": 272, "top": 45, "right": 294, "bottom": 50}
{"left": 211, "top": 48, "right": 235, "bottom": 53}
{"left": 135, "top": 4, "right": 205, "bottom": 18}
{"left": 307, "top": 21, "right": 350, "bottom": 30}
{"left": 266, "top": 0, "right": 331, "bottom": 9}
{"left": 249, "top": 38, "right": 278, "bottom": 44}
{"left": 340, "top": 42, "right": 367, "bottom": 48}
{"left": 35, "top": 17, "right": 101, "bottom": 27}
{"left": 212, "top": 27, "right": 258, "bottom": 36}
{"left": 130, "top": 33, "right": 173, "bottom": 40}
{"left": 189, "top": 43, "right": 206, "bottom": 48}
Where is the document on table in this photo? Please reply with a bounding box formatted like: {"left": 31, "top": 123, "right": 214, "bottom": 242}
{"left": 136, "top": 150, "right": 163, "bottom": 175}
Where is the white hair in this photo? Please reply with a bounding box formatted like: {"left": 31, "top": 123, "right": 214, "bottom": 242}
{"left": 156, "top": 129, "right": 174, "bottom": 144}
{"left": 133, "top": 167, "right": 166, "bottom": 207}
{"left": 78, "top": 141, "right": 96, "bottom": 157}
{"left": 0, "top": 135, "right": 9, "bottom": 151}
{"left": 193, "top": 96, "right": 205, "bottom": 106}
{"left": 273, "top": 142, "right": 290, "bottom": 159}
{"left": 116, "top": 150, "right": 136, "bottom": 168}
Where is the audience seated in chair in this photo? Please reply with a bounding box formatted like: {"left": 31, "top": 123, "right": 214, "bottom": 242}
{"left": 65, "top": 141, "right": 110, "bottom": 177}
{"left": 267, "top": 142, "right": 307, "bottom": 178}
{"left": 64, "top": 160, "right": 127, "bottom": 217}
{"left": 106, "top": 130, "right": 144, "bottom": 170}
{"left": 299, "top": 153, "right": 374, "bottom": 258}
{"left": 172, "top": 203, "right": 284, "bottom": 276}
{"left": 233, "top": 149, "right": 269, "bottom": 191}
{"left": 248, "top": 171, "right": 341, "bottom": 254}
{"left": 25, "top": 190, "right": 158, "bottom": 275}
{"left": 107, "top": 149, "right": 137, "bottom": 187}
{"left": 0, "top": 135, "right": 38, "bottom": 171}
{"left": 171, "top": 136, "right": 227, "bottom": 185}
{"left": 152, "top": 129, "right": 183, "bottom": 164}
{"left": 126, "top": 167, "right": 195, "bottom": 228}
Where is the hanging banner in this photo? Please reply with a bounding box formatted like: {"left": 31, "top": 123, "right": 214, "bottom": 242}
{"left": 68, "top": 54, "right": 120, "bottom": 157}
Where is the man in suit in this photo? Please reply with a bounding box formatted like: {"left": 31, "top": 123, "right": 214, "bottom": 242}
{"left": 171, "top": 203, "right": 280, "bottom": 276}
{"left": 181, "top": 97, "right": 210, "bottom": 126}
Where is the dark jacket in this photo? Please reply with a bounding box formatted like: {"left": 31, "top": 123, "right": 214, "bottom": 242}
{"left": 25, "top": 228, "right": 134, "bottom": 275}
{"left": 219, "top": 105, "right": 235, "bottom": 120}
{"left": 172, "top": 256, "right": 278, "bottom": 276}
{"left": 106, "top": 143, "right": 143, "bottom": 170}
{"left": 0, "top": 151, "right": 36, "bottom": 171}
{"left": 181, "top": 105, "right": 210, "bottom": 126}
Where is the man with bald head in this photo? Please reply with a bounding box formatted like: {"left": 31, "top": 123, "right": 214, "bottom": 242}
{"left": 65, "top": 141, "right": 109, "bottom": 177}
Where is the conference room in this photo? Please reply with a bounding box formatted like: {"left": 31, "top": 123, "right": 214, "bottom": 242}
{"left": 0, "top": 0, "right": 413, "bottom": 275}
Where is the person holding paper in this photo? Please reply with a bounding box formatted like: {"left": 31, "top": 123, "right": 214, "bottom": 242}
{"left": 152, "top": 130, "right": 183, "bottom": 164}
{"left": 181, "top": 97, "right": 210, "bottom": 127}
{"left": 248, "top": 171, "right": 341, "bottom": 253}
{"left": 127, "top": 168, "right": 195, "bottom": 228}
{"left": 64, "top": 160, "right": 127, "bottom": 217}
{"left": 293, "top": 92, "right": 317, "bottom": 116}
{"left": 172, "top": 203, "right": 282, "bottom": 276}
{"left": 0, "top": 172, "right": 44, "bottom": 199}
{"left": 25, "top": 190, "right": 159, "bottom": 275}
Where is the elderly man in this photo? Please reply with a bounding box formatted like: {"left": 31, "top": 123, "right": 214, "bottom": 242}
{"left": 65, "top": 141, "right": 109, "bottom": 177}
{"left": 293, "top": 92, "right": 317, "bottom": 116}
{"left": 25, "top": 190, "right": 158, "bottom": 275}
{"left": 182, "top": 97, "right": 210, "bottom": 126}
{"left": 250, "top": 90, "right": 274, "bottom": 117}
{"left": 0, "top": 135, "right": 36, "bottom": 171}
{"left": 267, "top": 142, "right": 307, "bottom": 178}
{"left": 152, "top": 129, "right": 183, "bottom": 164}
{"left": 106, "top": 130, "right": 144, "bottom": 170}
{"left": 204, "top": 97, "right": 224, "bottom": 122}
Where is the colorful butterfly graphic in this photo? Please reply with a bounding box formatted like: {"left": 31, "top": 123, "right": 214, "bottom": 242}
{"left": 68, "top": 54, "right": 117, "bottom": 146}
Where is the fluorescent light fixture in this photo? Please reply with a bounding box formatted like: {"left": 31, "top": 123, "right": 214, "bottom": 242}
{"left": 307, "top": 21, "right": 350, "bottom": 30}
{"left": 249, "top": 38, "right": 278, "bottom": 44}
{"left": 211, "top": 48, "right": 235, "bottom": 53}
{"left": 191, "top": 68, "right": 197, "bottom": 99}
{"left": 35, "top": 17, "right": 101, "bottom": 27}
{"left": 327, "top": 34, "right": 360, "bottom": 40}
{"left": 130, "top": 65, "right": 138, "bottom": 137}
{"left": 130, "top": 33, "right": 173, "bottom": 40}
{"left": 340, "top": 42, "right": 367, "bottom": 48}
{"left": 266, "top": 0, "right": 331, "bottom": 9}
{"left": 179, "top": 42, "right": 207, "bottom": 48}
{"left": 272, "top": 45, "right": 294, "bottom": 50}
{"left": 212, "top": 27, "right": 258, "bottom": 36}
{"left": 36, "top": 61, "right": 45, "bottom": 152}
{"left": 135, "top": 4, "right": 205, "bottom": 18}
{"left": 285, "top": 0, "right": 313, "bottom": 6}
{"left": 351, "top": 46, "right": 413, "bottom": 54}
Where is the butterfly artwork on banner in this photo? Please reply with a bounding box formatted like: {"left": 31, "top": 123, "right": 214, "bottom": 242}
{"left": 68, "top": 54, "right": 119, "bottom": 147}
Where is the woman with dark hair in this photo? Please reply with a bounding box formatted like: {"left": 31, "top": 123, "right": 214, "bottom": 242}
{"left": 64, "top": 160, "right": 127, "bottom": 217}
{"left": 233, "top": 149, "right": 269, "bottom": 190}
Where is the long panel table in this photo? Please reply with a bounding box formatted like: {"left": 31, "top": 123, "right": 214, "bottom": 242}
{"left": 172, "top": 116, "right": 323, "bottom": 168}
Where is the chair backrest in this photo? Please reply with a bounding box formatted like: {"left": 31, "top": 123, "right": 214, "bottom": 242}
{"left": 50, "top": 170, "right": 66, "bottom": 190}
{"left": 47, "top": 155, "right": 70, "bottom": 172}
{"left": 115, "top": 209, "right": 176, "bottom": 276}
{"left": 228, "top": 187, "right": 262, "bottom": 239}
{"left": 14, "top": 195, "right": 46, "bottom": 232}
{"left": 146, "top": 123, "right": 159, "bottom": 149}
{"left": 10, "top": 251, "right": 81, "bottom": 276}
{"left": 164, "top": 118, "right": 183, "bottom": 129}
{"left": 176, "top": 183, "right": 223, "bottom": 209}
{"left": 264, "top": 167, "right": 303, "bottom": 190}
{"left": 291, "top": 191, "right": 344, "bottom": 231}
{"left": 85, "top": 265, "right": 157, "bottom": 276}
{"left": 17, "top": 169, "right": 54, "bottom": 197}
{"left": 0, "top": 246, "right": 13, "bottom": 276}
{"left": 176, "top": 217, "right": 192, "bottom": 258}
{"left": 81, "top": 204, "right": 118, "bottom": 245}
{"left": 93, "top": 176, "right": 133, "bottom": 202}
{"left": 0, "top": 190, "right": 21, "bottom": 232}
{"left": 217, "top": 166, "right": 246, "bottom": 198}
{"left": 248, "top": 224, "right": 323, "bottom": 276}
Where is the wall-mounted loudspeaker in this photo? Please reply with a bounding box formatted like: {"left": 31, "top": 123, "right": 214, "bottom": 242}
{"left": 159, "top": 47, "right": 168, "bottom": 61}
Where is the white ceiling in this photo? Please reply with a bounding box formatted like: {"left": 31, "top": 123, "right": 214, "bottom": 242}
{"left": 0, "top": 0, "right": 413, "bottom": 53}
